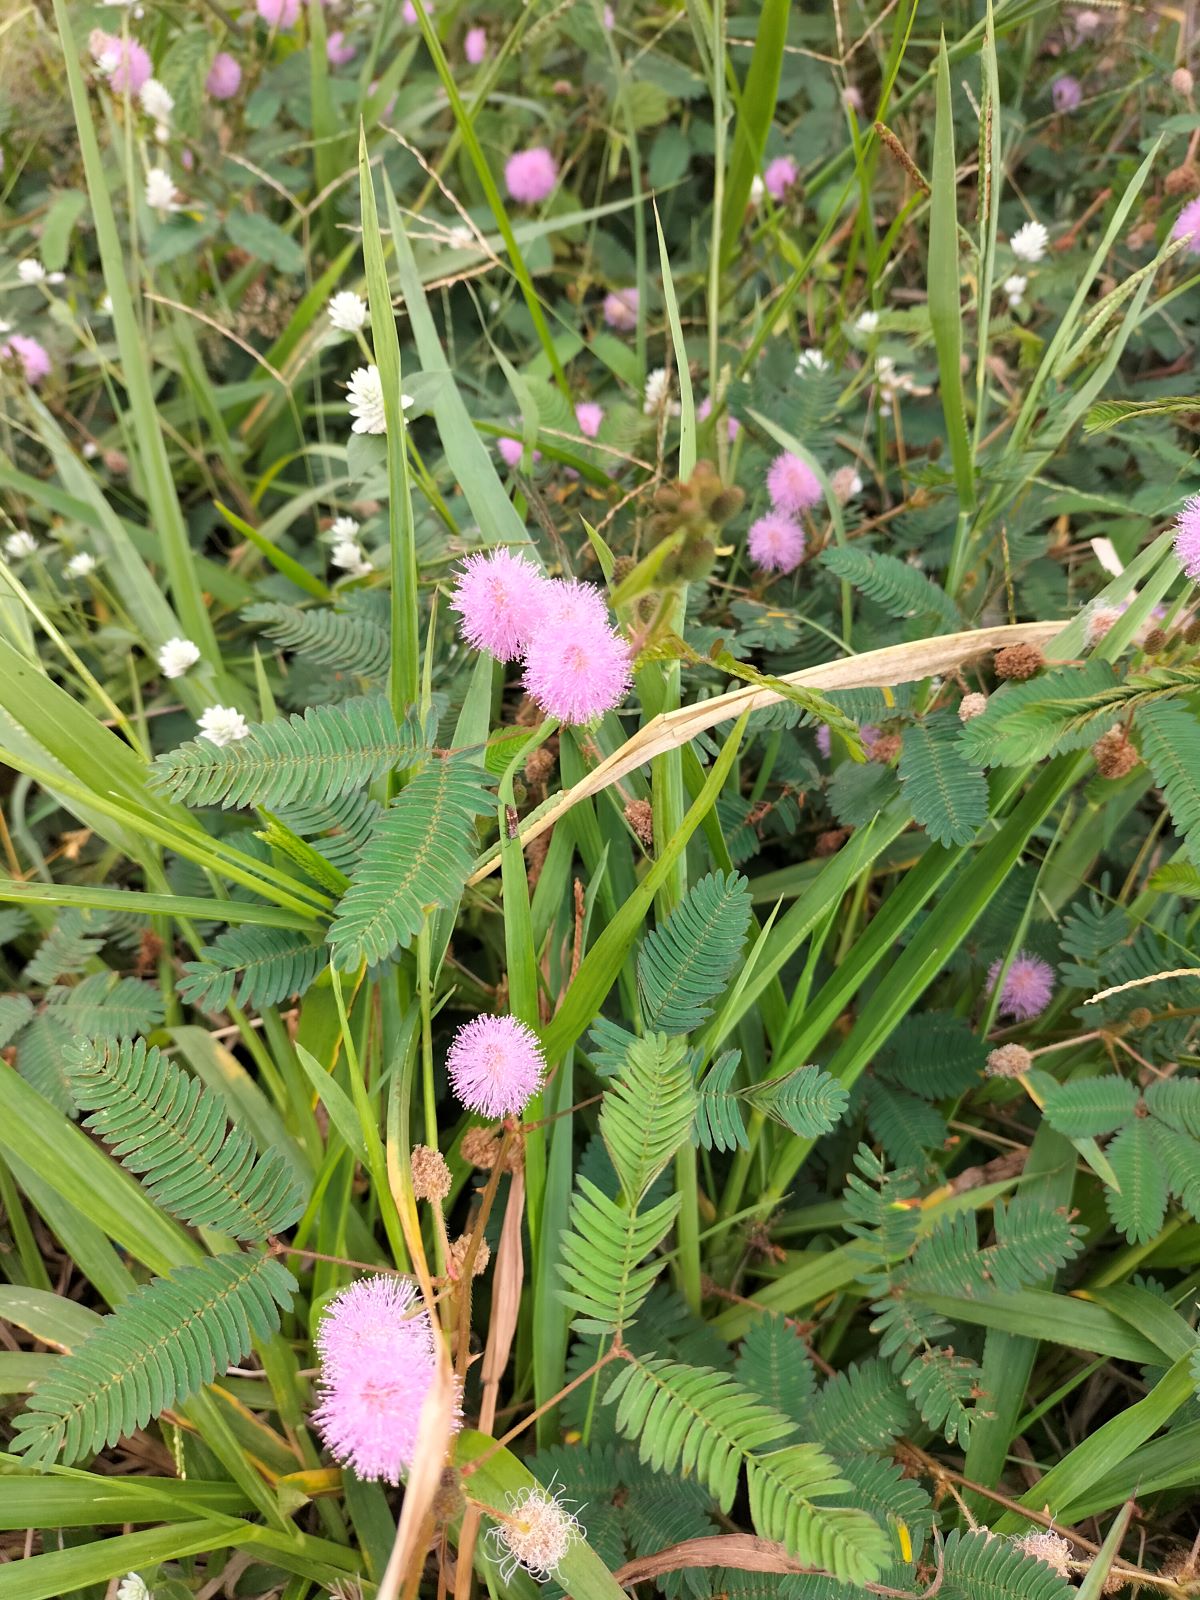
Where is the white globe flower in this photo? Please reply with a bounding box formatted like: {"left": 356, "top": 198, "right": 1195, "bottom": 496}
{"left": 329, "top": 515, "right": 360, "bottom": 539}
{"left": 4, "top": 530, "right": 37, "bottom": 560}
{"left": 748, "top": 174, "right": 765, "bottom": 206}
{"left": 795, "top": 347, "right": 831, "bottom": 373}
{"left": 1003, "top": 273, "right": 1028, "bottom": 307}
{"left": 327, "top": 290, "right": 368, "bottom": 334}
{"left": 139, "top": 78, "right": 173, "bottom": 122}
{"left": 1010, "top": 219, "right": 1049, "bottom": 262}
{"left": 157, "top": 636, "right": 201, "bottom": 679}
{"left": 330, "top": 539, "right": 373, "bottom": 577}
{"left": 854, "top": 310, "right": 880, "bottom": 334}
{"left": 346, "top": 365, "right": 413, "bottom": 434}
{"left": 66, "top": 552, "right": 97, "bottom": 577}
{"left": 17, "top": 259, "right": 46, "bottom": 285}
{"left": 643, "top": 366, "right": 673, "bottom": 415}
{"left": 116, "top": 1574, "right": 153, "bottom": 1600}
{"left": 144, "top": 167, "right": 178, "bottom": 215}
{"left": 197, "top": 705, "right": 250, "bottom": 747}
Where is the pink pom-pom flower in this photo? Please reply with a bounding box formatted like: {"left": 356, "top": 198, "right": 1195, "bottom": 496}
{"left": 450, "top": 548, "right": 549, "bottom": 662}
{"left": 91, "top": 32, "right": 153, "bottom": 93}
{"left": 766, "top": 451, "right": 822, "bottom": 515}
{"left": 257, "top": 0, "right": 300, "bottom": 28}
{"left": 543, "top": 578, "right": 611, "bottom": 632}
{"left": 2, "top": 334, "right": 52, "bottom": 385}
{"left": 505, "top": 147, "right": 558, "bottom": 205}
{"left": 205, "top": 51, "right": 242, "bottom": 99}
{"left": 748, "top": 512, "right": 806, "bottom": 574}
{"left": 326, "top": 29, "right": 355, "bottom": 64}
{"left": 464, "top": 25, "right": 487, "bottom": 64}
{"left": 313, "top": 1275, "right": 459, "bottom": 1484}
{"left": 1051, "top": 74, "right": 1082, "bottom": 112}
{"left": 1173, "top": 493, "right": 1200, "bottom": 582}
{"left": 603, "top": 287, "right": 638, "bottom": 331}
{"left": 987, "top": 951, "right": 1055, "bottom": 1021}
{"left": 696, "top": 395, "right": 740, "bottom": 440}
{"left": 574, "top": 401, "right": 604, "bottom": 439}
{"left": 764, "top": 155, "right": 798, "bottom": 201}
{"left": 1171, "top": 196, "right": 1200, "bottom": 256}
{"left": 523, "top": 613, "right": 631, "bottom": 725}
{"left": 447, "top": 1014, "right": 547, "bottom": 1118}
{"left": 497, "top": 436, "right": 540, "bottom": 469}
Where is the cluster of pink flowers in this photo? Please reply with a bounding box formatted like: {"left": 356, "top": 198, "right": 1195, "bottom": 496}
{"left": 451, "top": 549, "right": 631, "bottom": 724}
{"left": 1, "top": 333, "right": 51, "bottom": 385}
{"left": 746, "top": 451, "right": 823, "bottom": 574}
{"left": 505, "top": 146, "right": 558, "bottom": 205}
{"left": 447, "top": 1014, "right": 546, "bottom": 1118}
{"left": 313, "top": 1275, "right": 459, "bottom": 1484}
{"left": 987, "top": 951, "right": 1055, "bottom": 1021}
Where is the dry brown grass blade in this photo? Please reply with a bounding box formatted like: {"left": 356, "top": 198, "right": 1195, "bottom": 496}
{"left": 376, "top": 1342, "right": 461, "bottom": 1600}
{"left": 612, "top": 1534, "right": 924, "bottom": 1596}
{"left": 469, "top": 620, "right": 1066, "bottom": 885}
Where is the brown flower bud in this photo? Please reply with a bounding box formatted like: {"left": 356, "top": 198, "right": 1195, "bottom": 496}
{"left": 1171, "top": 66, "right": 1195, "bottom": 97}
{"left": 432, "top": 1466, "right": 463, "bottom": 1523}
{"left": 1164, "top": 161, "right": 1200, "bottom": 196}
{"left": 958, "top": 692, "right": 988, "bottom": 722}
{"left": 524, "top": 746, "right": 557, "bottom": 786}
{"left": 815, "top": 828, "right": 849, "bottom": 856}
{"left": 411, "top": 1144, "right": 451, "bottom": 1204}
{"left": 1184, "top": 616, "right": 1200, "bottom": 644}
{"left": 1092, "top": 724, "right": 1139, "bottom": 779}
{"left": 460, "top": 1126, "right": 501, "bottom": 1170}
{"left": 611, "top": 555, "right": 637, "bottom": 584}
{"left": 448, "top": 1233, "right": 491, "bottom": 1278}
{"left": 708, "top": 486, "right": 745, "bottom": 525}
{"left": 624, "top": 797, "right": 655, "bottom": 848}
{"left": 994, "top": 643, "right": 1044, "bottom": 681}
{"left": 1140, "top": 626, "right": 1168, "bottom": 653}
{"left": 1127, "top": 1006, "right": 1152, "bottom": 1029}
{"left": 102, "top": 448, "right": 130, "bottom": 475}
{"left": 985, "top": 1043, "right": 1032, "bottom": 1078}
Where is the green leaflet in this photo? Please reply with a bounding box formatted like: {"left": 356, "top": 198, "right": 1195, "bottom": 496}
{"left": 600, "top": 1033, "right": 696, "bottom": 1204}
{"left": 557, "top": 1179, "right": 680, "bottom": 1335}
{"left": 243, "top": 600, "right": 390, "bottom": 678}
{"left": 178, "top": 926, "right": 328, "bottom": 1013}
{"left": 1134, "top": 698, "right": 1200, "bottom": 854}
{"left": 899, "top": 711, "right": 988, "bottom": 848}
{"left": 637, "top": 869, "right": 752, "bottom": 1034}
{"left": 820, "top": 546, "right": 959, "bottom": 629}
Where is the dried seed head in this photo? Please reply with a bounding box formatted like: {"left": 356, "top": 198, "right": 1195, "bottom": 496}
{"left": 448, "top": 1233, "right": 491, "bottom": 1279}
{"left": 1013, "top": 1531, "right": 1073, "bottom": 1578}
{"left": 410, "top": 1144, "right": 451, "bottom": 1204}
{"left": 1086, "top": 604, "right": 1123, "bottom": 643}
{"left": 815, "top": 828, "right": 849, "bottom": 856}
{"left": 1092, "top": 725, "right": 1140, "bottom": 779}
{"left": 1100, "top": 1571, "right": 1128, "bottom": 1595}
{"left": 524, "top": 746, "right": 557, "bottom": 786}
{"left": 1172, "top": 66, "right": 1195, "bottom": 97}
{"left": 461, "top": 1126, "right": 502, "bottom": 1170}
{"left": 611, "top": 555, "right": 636, "bottom": 584}
{"left": 985, "top": 1043, "right": 1033, "bottom": 1079}
{"left": 487, "top": 1482, "right": 584, "bottom": 1582}
{"left": 869, "top": 733, "right": 902, "bottom": 765}
{"left": 994, "top": 643, "right": 1044, "bottom": 681}
{"left": 1141, "top": 626, "right": 1169, "bottom": 653}
{"left": 1127, "top": 1006, "right": 1153, "bottom": 1029}
{"left": 1159, "top": 1547, "right": 1198, "bottom": 1583}
{"left": 1184, "top": 616, "right": 1200, "bottom": 644}
{"left": 1164, "top": 160, "right": 1200, "bottom": 196}
{"left": 624, "top": 797, "right": 655, "bottom": 847}
{"left": 958, "top": 691, "right": 988, "bottom": 722}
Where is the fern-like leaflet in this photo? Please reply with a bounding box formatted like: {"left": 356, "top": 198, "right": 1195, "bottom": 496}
{"left": 637, "top": 871, "right": 752, "bottom": 1034}
{"left": 328, "top": 758, "right": 493, "bottom": 969}
{"left": 243, "top": 599, "right": 389, "bottom": 677}
{"left": 820, "top": 546, "right": 959, "bottom": 628}
{"left": 899, "top": 711, "right": 988, "bottom": 847}
{"left": 558, "top": 1179, "right": 681, "bottom": 1334}
{"left": 178, "top": 925, "right": 328, "bottom": 1013}
{"left": 746, "top": 1447, "right": 893, "bottom": 1584}
{"left": 1134, "top": 699, "right": 1200, "bottom": 855}
{"left": 151, "top": 695, "right": 427, "bottom": 810}
{"left": 600, "top": 1033, "right": 697, "bottom": 1203}
{"left": 66, "top": 1037, "right": 306, "bottom": 1240}
{"left": 12, "top": 1250, "right": 296, "bottom": 1467}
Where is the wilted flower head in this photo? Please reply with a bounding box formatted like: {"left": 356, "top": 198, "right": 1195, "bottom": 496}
{"left": 766, "top": 451, "right": 822, "bottom": 515}
{"left": 205, "top": 51, "right": 241, "bottom": 99}
{"left": 328, "top": 290, "right": 368, "bottom": 334}
{"left": 257, "top": 0, "right": 300, "bottom": 27}
{"left": 749, "top": 174, "right": 765, "bottom": 206}
{"left": 4, "top": 530, "right": 37, "bottom": 561}
{"left": 1013, "top": 1531, "right": 1073, "bottom": 1578}
{"left": 144, "top": 167, "right": 178, "bottom": 214}
{"left": 90, "top": 31, "right": 153, "bottom": 93}
{"left": 313, "top": 1274, "right": 459, "bottom": 1484}
{"left": 505, "top": 147, "right": 558, "bottom": 204}
{"left": 17, "top": 259, "right": 46, "bottom": 285}
{"left": 487, "top": 1482, "right": 583, "bottom": 1582}
{"left": 575, "top": 400, "right": 604, "bottom": 439}
{"left": 985, "top": 1043, "right": 1032, "bottom": 1079}
{"left": 603, "top": 287, "right": 638, "bottom": 331}
{"left": 464, "top": 25, "right": 487, "bottom": 63}
{"left": 447, "top": 1014, "right": 546, "bottom": 1118}
{"left": 1172, "top": 66, "right": 1195, "bottom": 97}
{"left": 854, "top": 309, "right": 880, "bottom": 334}
{"left": 1010, "top": 219, "right": 1049, "bottom": 262}
{"left": 326, "top": 30, "right": 355, "bottom": 64}
{"left": 748, "top": 512, "right": 805, "bottom": 575}
{"left": 987, "top": 950, "right": 1055, "bottom": 1021}
{"left": 764, "top": 155, "right": 798, "bottom": 201}
{"left": 198, "top": 705, "right": 250, "bottom": 747}
{"left": 2, "top": 334, "right": 52, "bottom": 384}
{"left": 1173, "top": 493, "right": 1200, "bottom": 581}
{"left": 524, "top": 615, "right": 631, "bottom": 725}
{"left": 830, "top": 464, "right": 863, "bottom": 503}
{"left": 346, "top": 365, "right": 386, "bottom": 433}
{"left": 958, "top": 691, "right": 988, "bottom": 722}
{"left": 139, "top": 78, "right": 173, "bottom": 122}
{"left": 157, "top": 637, "right": 201, "bottom": 679}
{"left": 1171, "top": 196, "right": 1200, "bottom": 255}
{"left": 1051, "top": 74, "right": 1082, "bottom": 112}
{"left": 451, "top": 548, "right": 548, "bottom": 661}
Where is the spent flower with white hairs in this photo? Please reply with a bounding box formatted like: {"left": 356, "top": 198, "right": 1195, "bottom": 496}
{"left": 1010, "top": 219, "right": 1049, "bottom": 262}
{"left": 197, "top": 705, "right": 250, "bottom": 747}
{"left": 487, "top": 1481, "right": 584, "bottom": 1582}
{"left": 451, "top": 548, "right": 549, "bottom": 661}
{"left": 987, "top": 951, "right": 1055, "bottom": 1021}
{"left": 157, "top": 637, "right": 201, "bottom": 679}
{"left": 66, "top": 552, "right": 97, "bottom": 577}
{"left": 327, "top": 291, "right": 368, "bottom": 334}
{"left": 854, "top": 309, "right": 879, "bottom": 334}
{"left": 5, "top": 530, "right": 37, "bottom": 560}
{"left": 446, "top": 1014, "right": 547, "bottom": 1118}
{"left": 17, "top": 259, "right": 46, "bottom": 285}
{"left": 139, "top": 78, "right": 173, "bottom": 122}
{"left": 1012, "top": 1531, "right": 1073, "bottom": 1579}
{"left": 144, "top": 167, "right": 178, "bottom": 214}
{"left": 795, "top": 347, "right": 830, "bottom": 373}
{"left": 313, "top": 1275, "right": 460, "bottom": 1483}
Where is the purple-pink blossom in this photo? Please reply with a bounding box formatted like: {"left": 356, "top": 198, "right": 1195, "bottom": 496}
{"left": 697, "top": 396, "right": 740, "bottom": 440}
{"left": 497, "top": 436, "right": 540, "bottom": 469}
{"left": 987, "top": 951, "right": 1055, "bottom": 1021}
{"left": 767, "top": 451, "right": 822, "bottom": 515}
{"left": 464, "top": 25, "right": 487, "bottom": 63}
{"left": 764, "top": 155, "right": 798, "bottom": 201}
{"left": 603, "top": 287, "right": 638, "bottom": 331}
{"left": 748, "top": 512, "right": 806, "bottom": 574}
{"left": 257, "top": 0, "right": 300, "bottom": 28}
{"left": 543, "top": 578, "right": 611, "bottom": 632}
{"left": 90, "top": 31, "right": 153, "bottom": 94}
{"left": 505, "top": 147, "right": 558, "bottom": 205}
{"left": 2, "top": 334, "right": 51, "bottom": 385}
{"left": 523, "top": 614, "right": 631, "bottom": 725}
{"left": 447, "top": 1014, "right": 547, "bottom": 1118}
{"left": 1173, "top": 493, "right": 1200, "bottom": 581}
{"left": 816, "top": 725, "right": 832, "bottom": 759}
{"left": 313, "top": 1275, "right": 458, "bottom": 1484}
{"left": 205, "top": 51, "right": 241, "bottom": 99}
{"left": 326, "top": 29, "right": 355, "bottom": 64}
{"left": 450, "top": 548, "right": 548, "bottom": 662}
{"left": 575, "top": 401, "right": 604, "bottom": 439}
{"left": 1171, "top": 197, "right": 1200, "bottom": 256}
{"left": 1051, "top": 75, "right": 1082, "bottom": 112}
